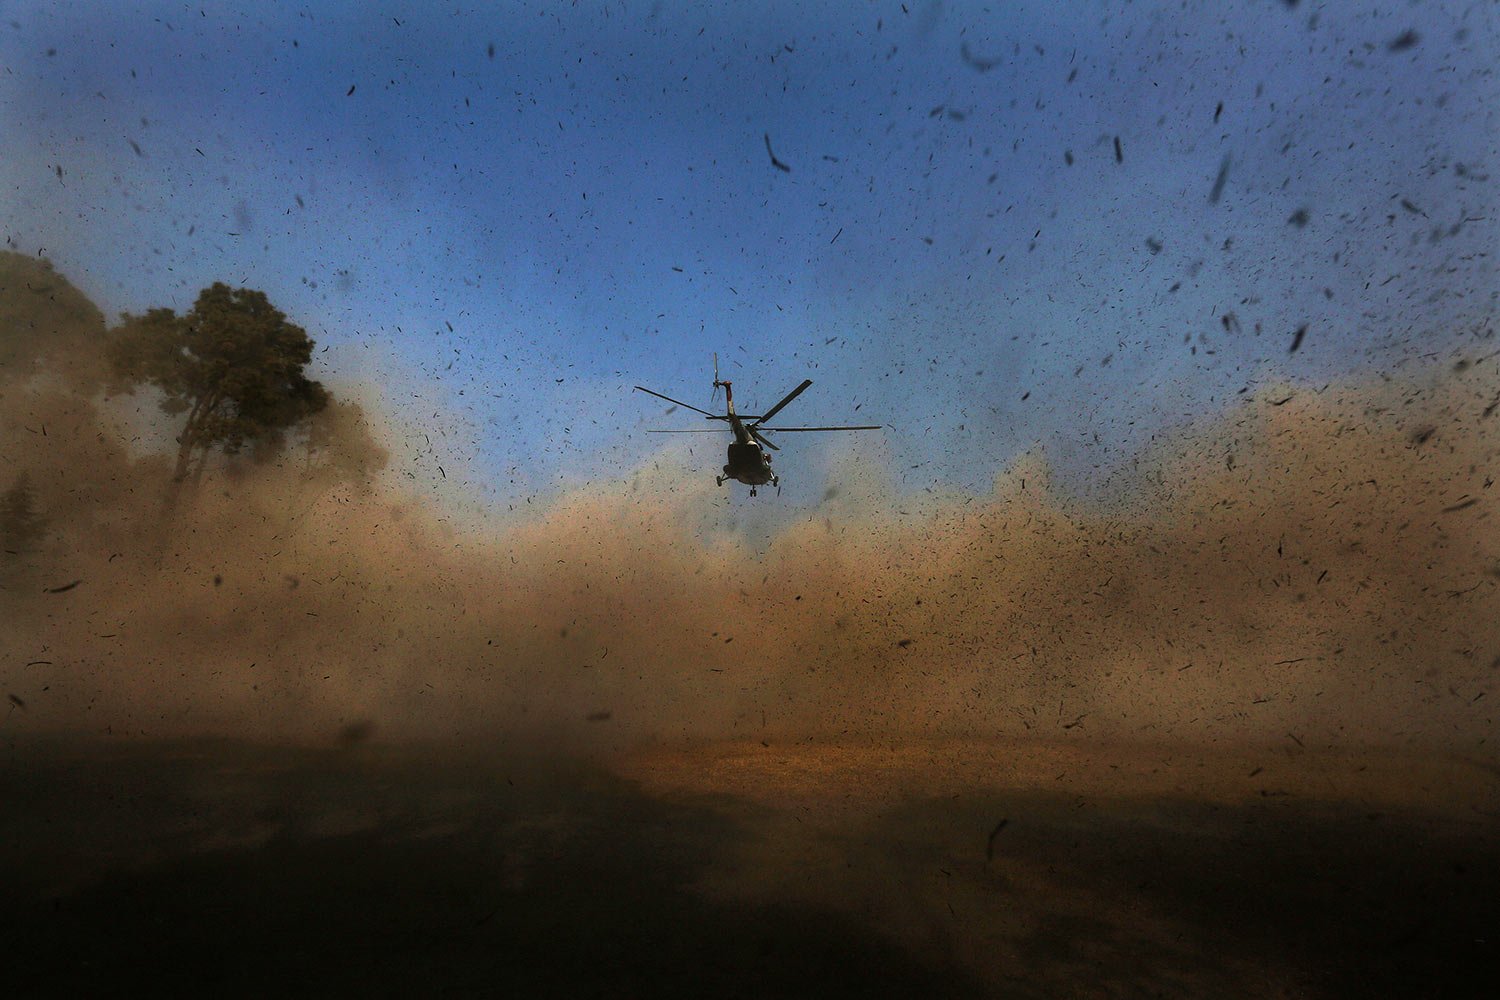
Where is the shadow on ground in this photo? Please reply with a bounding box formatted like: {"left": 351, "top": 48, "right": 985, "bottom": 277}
{"left": 2, "top": 737, "right": 1495, "bottom": 998}
{"left": 0, "top": 738, "right": 984, "bottom": 998}
{"left": 877, "top": 788, "right": 1499, "bottom": 998}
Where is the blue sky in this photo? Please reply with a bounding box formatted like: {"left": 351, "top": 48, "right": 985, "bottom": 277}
{"left": 3, "top": 1, "right": 1496, "bottom": 511}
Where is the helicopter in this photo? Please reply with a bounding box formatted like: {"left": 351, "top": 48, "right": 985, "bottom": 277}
{"left": 634, "top": 356, "right": 882, "bottom": 496}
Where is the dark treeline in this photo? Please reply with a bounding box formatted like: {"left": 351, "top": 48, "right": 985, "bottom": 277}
{"left": 1, "top": 251, "right": 386, "bottom": 575}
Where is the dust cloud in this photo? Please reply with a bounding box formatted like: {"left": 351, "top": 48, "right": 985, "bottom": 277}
{"left": 2, "top": 252, "right": 1496, "bottom": 760}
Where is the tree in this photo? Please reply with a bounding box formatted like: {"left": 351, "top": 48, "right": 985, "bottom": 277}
{"left": 107, "top": 283, "right": 328, "bottom": 506}
{"left": 299, "top": 398, "right": 388, "bottom": 491}
{"left": 279, "top": 399, "right": 391, "bottom": 532}
{"left": 0, "top": 473, "right": 46, "bottom": 554}
{"left": 0, "top": 251, "right": 109, "bottom": 392}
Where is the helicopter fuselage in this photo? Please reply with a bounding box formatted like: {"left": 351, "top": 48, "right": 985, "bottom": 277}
{"left": 722, "top": 396, "right": 775, "bottom": 486}
{"left": 724, "top": 418, "right": 774, "bottom": 486}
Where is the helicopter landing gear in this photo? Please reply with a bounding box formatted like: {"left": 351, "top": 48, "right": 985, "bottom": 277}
{"left": 749, "top": 487, "right": 758, "bottom": 497}
{"left": 716, "top": 475, "right": 725, "bottom": 486}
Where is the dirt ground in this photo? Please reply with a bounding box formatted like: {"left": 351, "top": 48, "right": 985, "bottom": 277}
{"left": 1, "top": 735, "right": 1495, "bottom": 998}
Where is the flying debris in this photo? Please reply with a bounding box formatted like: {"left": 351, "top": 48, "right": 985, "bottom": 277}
{"left": 1386, "top": 30, "right": 1420, "bottom": 52}
{"left": 763, "top": 133, "right": 791, "bottom": 173}
{"left": 1208, "top": 155, "right": 1231, "bottom": 204}
{"left": 985, "top": 819, "right": 1010, "bottom": 860}
{"left": 338, "top": 720, "right": 376, "bottom": 746}
{"left": 959, "top": 41, "right": 1000, "bottom": 73}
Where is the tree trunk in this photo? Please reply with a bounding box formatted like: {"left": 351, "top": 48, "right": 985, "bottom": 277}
{"left": 160, "top": 435, "right": 201, "bottom": 538}
{"left": 171, "top": 430, "right": 196, "bottom": 483}
{"left": 163, "top": 393, "right": 217, "bottom": 516}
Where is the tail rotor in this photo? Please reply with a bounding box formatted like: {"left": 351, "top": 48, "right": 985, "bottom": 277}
{"left": 711, "top": 352, "right": 729, "bottom": 411}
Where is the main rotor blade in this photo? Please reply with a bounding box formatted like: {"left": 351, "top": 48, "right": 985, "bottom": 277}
{"left": 645, "top": 429, "right": 728, "bottom": 433}
{"left": 753, "top": 379, "right": 812, "bottom": 426}
{"left": 633, "top": 385, "right": 718, "bottom": 418}
{"left": 749, "top": 426, "right": 780, "bottom": 451}
{"left": 756, "top": 425, "right": 884, "bottom": 432}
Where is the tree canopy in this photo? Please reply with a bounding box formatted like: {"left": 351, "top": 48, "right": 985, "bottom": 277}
{"left": 107, "top": 283, "right": 328, "bottom": 490}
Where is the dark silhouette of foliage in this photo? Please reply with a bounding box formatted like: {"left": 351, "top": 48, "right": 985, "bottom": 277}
{"left": 278, "top": 399, "right": 391, "bottom": 532}
{"left": 300, "top": 399, "right": 389, "bottom": 491}
{"left": 0, "top": 473, "right": 46, "bottom": 554}
{"left": 107, "top": 284, "right": 328, "bottom": 502}
{"left": 0, "top": 251, "right": 108, "bottom": 391}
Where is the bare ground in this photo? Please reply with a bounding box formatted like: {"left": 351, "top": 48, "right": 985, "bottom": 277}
{"left": 1, "top": 735, "right": 1495, "bottom": 998}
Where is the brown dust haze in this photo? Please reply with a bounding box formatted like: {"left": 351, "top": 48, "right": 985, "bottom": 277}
{"left": 3, "top": 253, "right": 1496, "bottom": 758}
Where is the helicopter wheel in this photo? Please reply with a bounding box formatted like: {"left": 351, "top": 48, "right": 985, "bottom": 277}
{"left": 749, "top": 487, "right": 757, "bottom": 497}
{"left": 715, "top": 475, "right": 724, "bottom": 486}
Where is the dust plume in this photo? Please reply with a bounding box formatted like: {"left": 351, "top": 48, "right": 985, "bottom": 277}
{"left": 2, "top": 254, "right": 1495, "bottom": 759}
